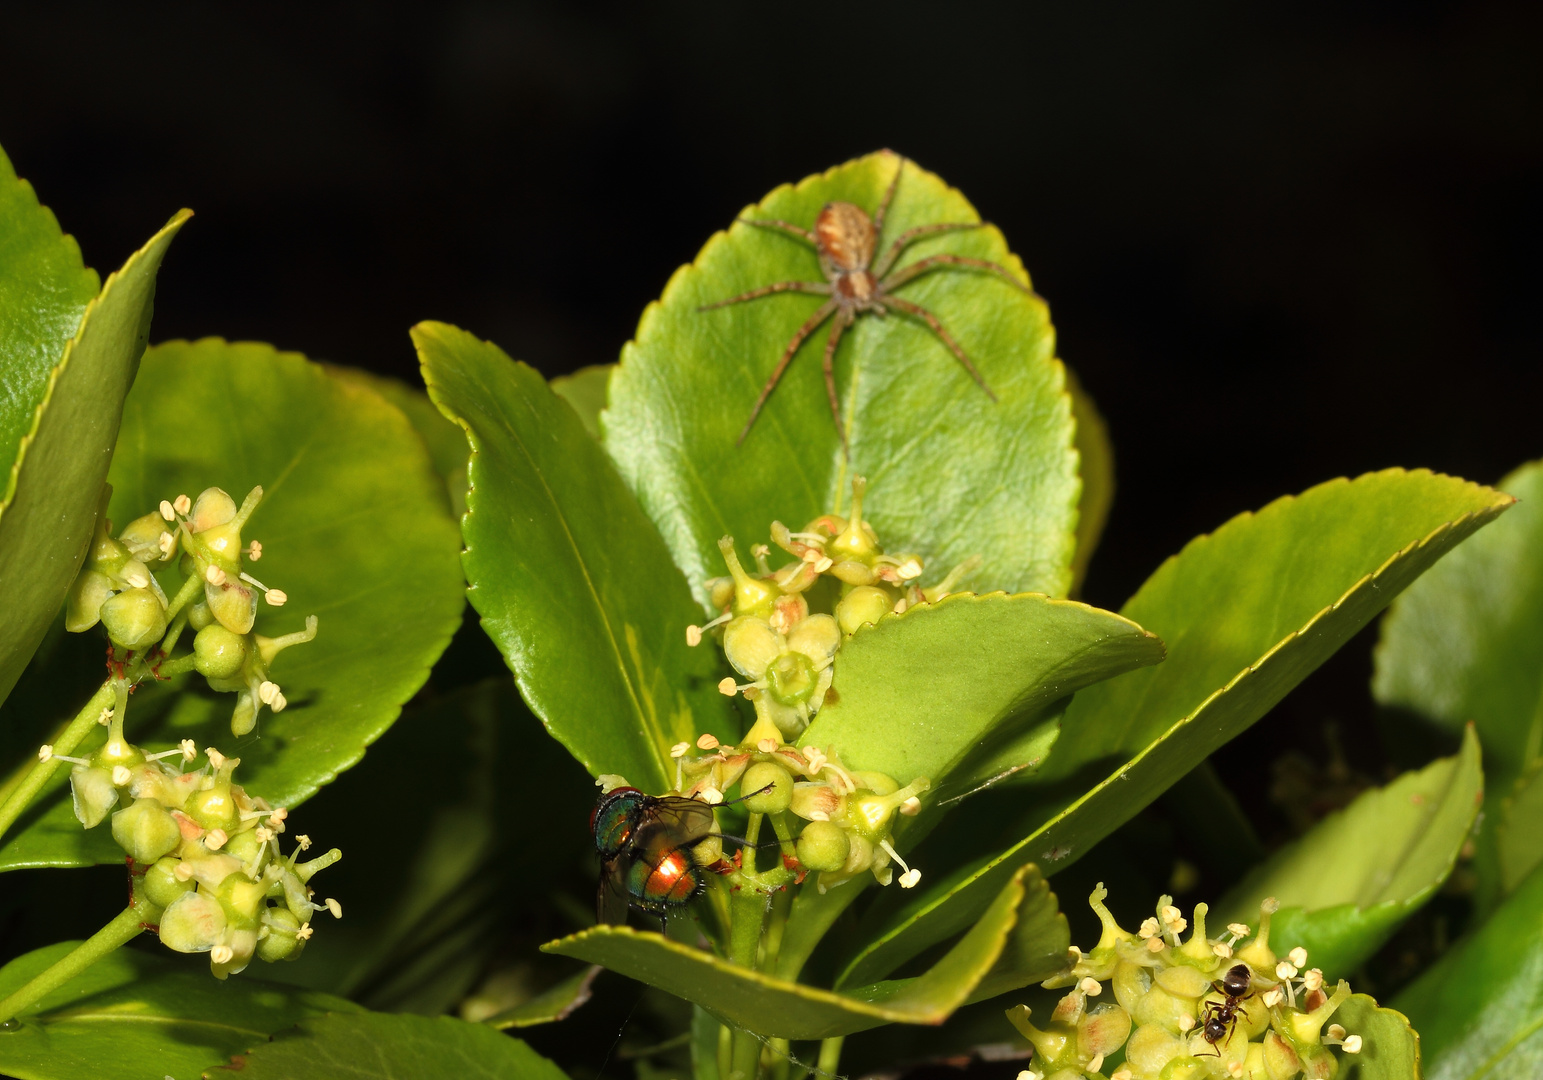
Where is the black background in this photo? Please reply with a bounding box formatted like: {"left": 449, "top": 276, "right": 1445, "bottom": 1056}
{"left": 1, "top": 0, "right": 1540, "bottom": 1009}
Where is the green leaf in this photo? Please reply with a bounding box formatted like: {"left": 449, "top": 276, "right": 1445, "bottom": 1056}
{"left": 544, "top": 864, "right": 1045, "bottom": 1040}
{"left": 1374, "top": 459, "right": 1543, "bottom": 911}
{"left": 1215, "top": 725, "right": 1483, "bottom": 978}
{"left": 965, "top": 863, "right": 1070, "bottom": 1002}
{"left": 0, "top": 210, "right": 188, "bottom": 709}
{"left": 0, "top": 145, "right": 99, "bottom": 490}
{"left": 1394, "top": 858, "right": 1543, "bottom": 1080}
{"left": 551, "top": 363, "right": 613, "bottom": 440}
{"left": 604, "top": 150, "right": 1080, "bottom": 610}
{"left": 226, "top": 1012, "right": 569, "bottom": 1080}
{"left": 837, "top": 469, "right": 1512, "bottom": 987}
{"left": 415, "top": 321, "right": 735, "bottom": 792}
{"left": 484, "top": 966, "right": 599, "bottom": 1030}
{"left": 0, "top": 339, "right": 465, "bottom": 870}
{"left": 798, "top": 591, "right": 1164, "bottom": 792}
{"left": 325, "top": 364, "right": 471, "bottom": 515}
{"left": 1333, "top": 995, "right": 1424, "bottom": 1080}
{"left": 1065, "top": 367, "right": 1113, "bottom": 596}
{"left": 0, "top": 940, "right": 361, "bottom": 1080}
{"left": 1497, "top": 760, "right": 1543, "bottom": 894}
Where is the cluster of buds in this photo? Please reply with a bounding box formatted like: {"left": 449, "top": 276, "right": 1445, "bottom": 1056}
{"left": 65, "top": 485, "right": 317, "bottom": 735}
{"left": 1009, "top": 888, "right": 1364, "bottom": 1079}
{"left": 662, "top": 709, "right": 930, "bottom": 894}
{"left": 42, "top": 728, "right": 340, "bottom": 979}
{"left": 688, "top": 477, "right": 975, "bottom": 737}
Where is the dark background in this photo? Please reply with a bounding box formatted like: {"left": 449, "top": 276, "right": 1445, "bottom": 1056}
{"left": 2, "top": 0, "right": 1538, "bottom": 914}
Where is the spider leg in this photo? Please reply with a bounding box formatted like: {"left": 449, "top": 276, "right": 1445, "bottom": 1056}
{"left": 821, "top": 312, "right": 853, "bottom": 457}
{"left": 871, "top": 222, "right": 988, "bottom": 278}
{"left": 739, "top": 218, "right": 819, "bottom": 245}
{"left": 698, "top": 280, "right": 832, "bottom": 311}
{"left": 880, "top": 253, "right": 1032, "bottom": 295}
{"left": 880, "top": 295, "right": 998, "bottom": 402}
{"left": 871, "top": 155, "right": 907, "bottom": 240}
{"left": 737, "top": 298, "right": 840, "bottom": 445}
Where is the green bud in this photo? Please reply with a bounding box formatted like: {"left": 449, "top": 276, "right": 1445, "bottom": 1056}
{"left": 188, "top": 600, "right": 215, "bottom": 631}
{"left": 119, "top": 511, "right": 176, "bottom": 563}
{"left": 764, "top": 650, "right": 817, "bottom": 706}
{"left": 691, "top": 834, "right": 724, "bottom": 866}
{"left": 194, "top": 624, "right": 247, "bottom": 679}
{"left": 159, "top": 889, "right": 228, "bottom": 953}
{"left": 835, "top": 585, "right": 893, "bottom": 634}
{"left": 225, "top": 828, "right": 263, "bottom": 865}
{"left": 1154, "top": 962, "right": 1212, "bottom": 998}
{"left": 69, "top": 765, "right": 120, "bottom": 828}
{"left": 849, "top": 770, "right": 899, "bottom": 797}
{"left": 65, "top": 569, "right": 115, "bottom": 632}
{"left": 215, "top": 873, "right": 267, "bottom": 930}
{"left": 827, "top": 477, "right": 883, "bottom": 563}
{"left": 1123, "top": 1021, "right": 1185, "bottom": 1077}
{"left": 93, "top": 735, "right": 145, "bottom": 773}
{"left": 100, "top": 587, "right": 168, "bottom": 650}
{"left": 1077, "top": 1002, "right": 1133, "bottom": 1060}
{"left": 256, "top": 906, "right": 307, "bottom": 962}
{"left": 112, "top": 798, "right": 183, "bottom": 863}
{"left": 741, "top": 761, "right": 793, "bottom": 813}
{"left": 189, "top": 487, "right": 238, "bottom": 532}
{"left": 718, "top": 536, "right": 778, "bottom": 620}
{"left": 829, "top": 559, "right": 877, "bottom": 586}
{"left": 795, "top": 819, "right": 849, "bottom": 872}
{"left": 205, "top": 580, "right": 256, "bottom": 635}
{"left": 187, "top": 785, "right": 240, "bottom": 833}
{"left": 230, "top": 692, "right": 258, "bottom": 737}
{"left": 144, "top": 857, "right": 196, "bottom": 908}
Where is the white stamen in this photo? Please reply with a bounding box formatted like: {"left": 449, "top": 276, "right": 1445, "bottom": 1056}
{"left": 206, "top": 748, "right": 227, "bottom": 769}
{"left": 270, "top": 690, "right": 287, "bottom": 712}
{"left": 268, "top": 808, "right": 288, "bottom": 827}
{"left": 173, "top": 494, "right": 192, "bottom": 515}
{"left": 205, "top": 829, "right": 229, "bottom": 850}
{"left": 158, "top": 532, "right": 177, "bottom": 557}
{"left": 174, "top": 862, "right": 195, "bottom": 882}
{"left": 1288, "top": 946, "right": 1308, "bottom": 968}
{"left": 37, "top": 744, "right": 51, "bottom": 762}
{"left": 1227, "top": 922, "right": 1251, "bottom": 938}
{"left": 254, "top": 827, "right": 273, "bottom": 843}
{"left": 807, "top": 810, "right": 829, "bottom": 822}
{"left": 897, "top": 558, "right": 923, "bottom": 580}
{"left": 1343, "top": 1035, "right": 1362, "bottom": 1054}
{"left": 1145, "top": 937, "right": 1164, "bottom": 953}
{"left": 1016, "top": 1071, "right": 1043, "bottom": 1080}
{"left": 686, "top": 625, "right": 703, "bottom": 646}
{"left": 878, "top": 838, "right": 918, "bottom": 888}
{"left": 159, "top": 500, "right": 176, "bottom": 521}
{"left": 1139, "top": 917, "right": 1160, "bottom": 939}
{"left": 296, "top": 834, "right": 312, "bottom": 850}
{"left": 123, "top": 569, "right": 149, "bottom": 589}
{"left": 898, "top": 869, "right": 921, "bottom": 888}
{"left": 1303, "top": 968, "right": 1324, "bottom": 992}
{"left": 1263, "top": 988, "right": 1283, "bottom": 1007}
{"left": 205, "top": 565, "right": 227, "bottom": 586}
{"left": 259, "top": 681, "right": 280, "bottom": 705}
{"left": 717, "top": 677, "right": 738, "bottom": 696}
{"left": 1087, "top": 1054, "right": 1104, "bottom": 1074}
{"left": 670, "top": 742, "right": 690, "bottom": 759}
{"left": 757, "top": 738, "right": 778, "bottom": 753}
{"left": 813, "top": 556, "right": 833, "bottom": 573}
{"left": 246, "top": 540, "right": 262, "bottom": 561}
{"left": 1276, "top": 961, "right": 1298, "bottom": 980}
{"left": 324, "top": 898, "right": 342, "bottom": 919}
{"left": 1327, "top": 1025, "right": 1346, "bottom": 1041}
{"left": 802, "top": 747, "right": 827, "bottom": 775}
{"left": 1213, "top": 942, "right": 1233, "bottom": 959}
{"left": 210, "top": 945, "right": 234, "bottom": 964}
{"left": 1177, "top": 1014, "right": 1194, "bottom": 1032}
{"left": 111, "top": 766, "right": 131, "bottom": 786}
{"left": 98, "top": 707, "right": 113, "bottom": 726}
{"left": 265, "top": 589, "right": 287, "bottom": 607}
{"left": 900, "top": 796, "right": 921, "bottom": 815}
{"left": 1078, "top": 977, "right": 1102, "bottom": 997}
{"left": 239, "top": 571, "right": 269, "bottom": 591}
{"left": 295, "top": 923, "right": 313, "bottom": 940}
{"left": 697, "top": 734, "right": 720, "bottom": 750}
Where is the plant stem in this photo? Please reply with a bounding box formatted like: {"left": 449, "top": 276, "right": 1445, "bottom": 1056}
{"left": 0, "top": 903, "right": 147, "bottom": 1023}
{"left": 0, "top": 681, "right": 115, "bottom": 844}
{"left": 817, "top": 1037, "right": 843, "bottom": 1078}
{"left": 727, "top": 889, "right": 768, "bottom": 1080}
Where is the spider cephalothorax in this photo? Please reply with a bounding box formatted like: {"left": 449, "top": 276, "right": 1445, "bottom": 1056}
{"left": 700, "top": 154, "right": 1031, "bottom": 450}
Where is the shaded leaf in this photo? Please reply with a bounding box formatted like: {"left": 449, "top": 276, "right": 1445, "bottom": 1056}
{"left": 1216, "top": 725, "right": 1483, "bottom": 978}
{"left": 416, "top": 321, "right": 735, "bottom": 792}
{"left": 964, "top": 863, "right": 1069, "bottom": 1002}
{"left": 1065, "top": 367, "right": 1113, "bottom": 596}
{"left": 0, "top": 940, "right": 361, "bottom": 1080}
{"left": 484, "top": 966, "right": 599, "bottom": 1030}
{"left": 551, "top": 363, "right": 613, "bottom": 440}
{"left": 1394, "top": 859, "right": 1543, "bottom": 1080}
{"left": 798, "top": 591, "right": 1164, "bottom": 794}
{"left": 1333, "top": 995, "right": 1423, "bottom": 1080}
{"left": 1498, "top": 760, "right": 1543, "bottom": 894}
{"left": 326, "top": 364, "right": 470, "bottom": 516}
{"left": 227, "top": 1011, "right": 569, "bottom": 1080}
{"left": 0, "top": 211, "right": 188, "bottom": 708}
{"left": 604, "top": 150, "right": 1080, "bottom": 610}
{"left": 544, "top": 865, "right": 1043, "bottom": 1040}
{"left": 837, "top": 469, "right": 1512, "bottom": 987}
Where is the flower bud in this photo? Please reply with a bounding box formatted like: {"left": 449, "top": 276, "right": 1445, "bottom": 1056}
{"left": 100, "top": 587, "right": 168, "bottom": 650}
{"left": 112, "top": 798, "right": 183, "bottom": 863}
{"left": 119, "top": 511, "right": 176, "bottom": 562}
{"left": 212, "top": 928, "right": 258, "bottom": 980}
{"left": 790, "top": 782, "right": 844, "bottom": 821}
{"left": 1077, "top": 1003, "right": 1132, "bottom": 1060}
{"left": 194, "top": 624, "right": 247, "bottom": 679}
{"left": 69, "top": 765, "right": 120, "bottom": 828}
{"left": 65, "top": 570, "right": 116, "bottom": 632}
{"left": 718, "top": 537, "right": 778, "bottom": 620}
{"left": 187, "top": 784, "right": 240, "bottom": 833}
{"left": 215, "top": 873, "right": 268, "bottom": 929}
{"left": 827, "top": 477, "right": 883, "bottom": 562}
{"left": 765, "top": 650, "right": 818, "bottom": 706}
{"left": 144, "top": 856, "right": 196, "bottom": 908}
{"left": 1262, "top": 1030, "right": 1302, "bottom": 1079}
{"left": 205, "top": 580, "right": 256, "bottom": 635}
{"left": 188, "top": 600, "right": 215, "bottom": 631}
{"left": 1154, "top": 962, "right": 1212, "bottom": 998}
{"left": 690, "top": 834, "right": 724, "bottom": 866}
{"left": 1124, "top": 1022, "right": 1185, "bottom": 1076}
{"left": 190, "top": 487, "right": 238, "bottom": 532}
{"left": 257, "top": 906, "right": 307, "bottom": 962}
{"left": 796, "top": 820, "right": 850, "bottom": 872}
{"left": 723, "top": 617, "right": 782, "bottom": 680}
{"left": 225, "top": 828, "right": 264, "bottom": 865}
{"left": 829, "top": 560, "right": 877, "bottom": 586}
{"left": 835, "top": 585, "right": 893, "bottom": 634}
{"left": 741, "top": 761, "right": 794, "bottom": 813}
{"left": 159, "top": 890, "right": 228, "bottom": 953}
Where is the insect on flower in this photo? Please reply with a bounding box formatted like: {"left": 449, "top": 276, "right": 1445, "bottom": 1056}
{"left": 699, "top": 153, "right": 1032, "bottom": 450}
{"left": 1197, "top": 962, "right": 1255, "bottom": 1057}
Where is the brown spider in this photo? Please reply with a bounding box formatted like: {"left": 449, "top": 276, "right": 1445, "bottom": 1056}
{"left": 699, "top": 155, "right": 1031, "bottom": 449}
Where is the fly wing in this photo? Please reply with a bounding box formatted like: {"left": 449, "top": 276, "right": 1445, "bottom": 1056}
{"left": 642, "top": 795, "right": 716, "bottom": 848}
{"left": 597, "top": 857, "right": 631, "bottom": 926}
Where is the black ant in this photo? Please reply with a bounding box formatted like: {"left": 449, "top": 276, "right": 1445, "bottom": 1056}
{"left": 1197, "top": 962, "right": 1254, "bottom": 1057}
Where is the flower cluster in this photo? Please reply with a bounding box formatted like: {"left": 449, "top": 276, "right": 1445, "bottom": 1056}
{"left": 661, "top": 710, "right": 930, "bottom": 894}
{"left": 43, "top": 728, "right": 340, "bottom": 979}
{"left": 1010, "top": 887, "right": 1364, "bottom": 1079}
{"left": 689, "top": 476, "right": 974, "bottom": 737}
{"left": 65, "top": 485, "right": 316, "bottom": 736}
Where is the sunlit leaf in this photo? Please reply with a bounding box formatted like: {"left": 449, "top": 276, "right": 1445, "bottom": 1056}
{"left": 326, "top": 364, "right": 470, "bottom": 516}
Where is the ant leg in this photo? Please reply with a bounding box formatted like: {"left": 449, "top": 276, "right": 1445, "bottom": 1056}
{"left": 871, "top": 222, "right": 987, "bottom": 278}
{"left": 698, "top": 280, "right": 831, "bottom": 312}
{"left": 737, "top": 299, "right": 839, "bottom": 445}
{"left": 881, "top": 296, "right": 998, "bottom": 402}
{"left": 880, "top": 253, "right": 1032, "bottom": 295}
{"left": 871, "top": 155, "right": 907, "bottom": 240}
{"left": 820, "top": 314, "right": 853, "bottom": 456}
{"left": 739, "top": 218, "right": 818, "bottom": 245}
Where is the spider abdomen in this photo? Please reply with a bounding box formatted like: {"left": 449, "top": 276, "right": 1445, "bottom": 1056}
{"left": 816, "top": 202, "right": 877, "bottom": 272}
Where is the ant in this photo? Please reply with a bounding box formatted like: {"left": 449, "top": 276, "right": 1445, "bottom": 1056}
{"left": 698, "top": 152, "right": 1031, "bottom": 451}
{"left": 1197, "top": 962, "right": 1254, "bottom": 1058}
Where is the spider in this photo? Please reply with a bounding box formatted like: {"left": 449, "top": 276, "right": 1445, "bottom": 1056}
{"left": 699, "top": 155, "right": 1032, "bottom": 450}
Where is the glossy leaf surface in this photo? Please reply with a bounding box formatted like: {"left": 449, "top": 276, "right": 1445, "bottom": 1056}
{"left": 1335, "top": 995, "right": 1423, "bottom": 1080}
{"left": 1394, "top": 859, "right": 1543, "bottom": 1080}
{"left": 605, "top": 150, "right": 1080, "bottom": 610}
{"left": 545, "top": 865, "right": 1046, "bottom": 1040}
{"left": 229, "top": 1012, "right": 570, "bottom": 1080}
{"left": 1216, "top": 725, "right": 1483, "bottom": 978}
{"left": 326, "top": 364, "right": 470, "bottom": 515}
{"left": 1065, "top": 367, "right": 1113, "bottom": 595}
{"left": 0, "top": 940, "right": 360, "bottom": 1080}
{"left": 0, "top": 339, "right": 465, "bottom": 869}
{"left": 416, "top": 321, "right": 735, "bottom": 792}
{"left": 839, "top": 469, "right": 1512, "bottom": 986}
{"left": 799, "top": 591, "right": 1163, "bottom": 791}
{"left": 0, "top": 211, "right": 187, "bottom": 709}
{"left": 551, "top": 362, "right": 613, "bottom": 439}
